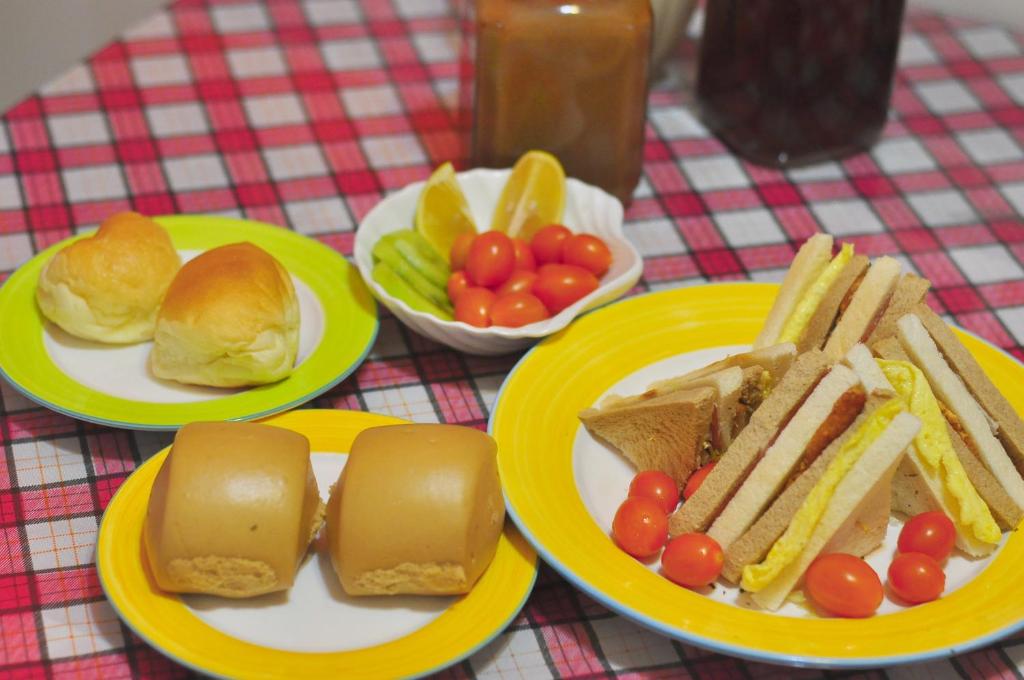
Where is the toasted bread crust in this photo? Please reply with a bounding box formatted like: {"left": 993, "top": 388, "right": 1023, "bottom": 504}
{"left": 864, "top": 274, "right": 931, "bottom": 347}
{"left": 669, "top": 351, "right": 833, "bottom": 537}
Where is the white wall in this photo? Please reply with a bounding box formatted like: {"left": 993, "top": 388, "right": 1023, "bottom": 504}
{"left": 0, "top": 0, "right": 166, "bottom": 112}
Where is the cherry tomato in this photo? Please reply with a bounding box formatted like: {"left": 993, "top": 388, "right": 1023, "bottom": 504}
{"left": 897, "top": 511, "right": 956, "bottom": 562}
{"left": 661, "top": 533, "right": 724, "bottom": 588}
{"left": 683, "top": 462, "right": 716, "bottom": 500}
{"left": 449, "top": 232, "right": 474, "bottom": 271}
{"left": 447, "top": 271, "right": 470, "bottom": 304}
{"left": 466, "top": 232, "right": 515, "bottom": 288}
{"left": 628, "top": 470, "right": 680, "bottom": 515}
{"left": 612, "top": 496, "right": 668, "bottom": 558}
{"left": 562, "top": 234, "right": 612, "bottom": 278}
{"left": 453, "top": 287, "right": 495, "bottom": 328}
{"left": 512, "top": 238, "right": 536, "bottom": 271}
{"left": 530, "top": 224, "right": 571, "bottom": 265}
{"left": 490, "top": 292, "right": 549, "bottom": 328}
{"left": 887, "top": 552, "right": 945, "bottom": 605}
{"left": 804, "top": 553, "right": 883, "bottom": 618}
{"left": 532, "top": 264, "right": 599, "bottom": 314}
{"left": 495, "top": 269, "right": 538, "bottom": 297}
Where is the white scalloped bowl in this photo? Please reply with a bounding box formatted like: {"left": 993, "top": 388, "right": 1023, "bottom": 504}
{"left": 354, "top": 168, "right": 643, "bottom": 355}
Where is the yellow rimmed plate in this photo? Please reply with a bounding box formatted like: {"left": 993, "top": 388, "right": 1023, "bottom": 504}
{"left": 490, "top": 283, "right": 1024, "bottom": 668}
{"left": 97, "top": 410, "right": 538, "bottom": 679}
{"left": 0, "top": 216, "right": 378, "bottom": 430}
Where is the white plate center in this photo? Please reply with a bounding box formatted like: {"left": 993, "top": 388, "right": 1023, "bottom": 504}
{"left": 572, "top": 345, "right": 1005, "bottom": 618}
{"left": 41, "top": 250, "right": 325, "bottom": 404}
{"left": 183, "top": 452, "right": 453, "bottom": 653}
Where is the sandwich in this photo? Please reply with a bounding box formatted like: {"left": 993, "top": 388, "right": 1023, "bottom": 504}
{"left": 754, "top": 234, "right": 929, "bottom": 359}
{"left": 579, "top": 344, "right": 796, "bottom": 487}
{"left": 880, "top": 309, "right": 1024, "bottom": 512}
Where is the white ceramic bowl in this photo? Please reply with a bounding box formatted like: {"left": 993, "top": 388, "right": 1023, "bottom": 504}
{"left": 354, "top": 168, "right": 643, "bottom": 355}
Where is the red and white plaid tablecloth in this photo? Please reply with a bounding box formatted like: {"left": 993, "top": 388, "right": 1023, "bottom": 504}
{"left": 2, "top": 1, "right": 1024, "bottom": 677}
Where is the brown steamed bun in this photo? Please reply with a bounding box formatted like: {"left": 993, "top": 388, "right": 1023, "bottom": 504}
{"left": 35, "top": 212, "right": 180, "bottom": 343}
{"left": 150, "top": 242, "right": 300, "bottom": 387}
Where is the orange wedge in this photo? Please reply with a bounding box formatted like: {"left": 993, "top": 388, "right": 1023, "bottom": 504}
{"left": 490, "top": 151, "right": 566, "bottom": 240}
{"left": 415, "top": 162, "right": 477, "bottom": 262}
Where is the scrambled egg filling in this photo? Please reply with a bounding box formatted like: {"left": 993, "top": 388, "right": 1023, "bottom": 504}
{"left": 741, "top": 398, "right": 905, "bottom": 592}
{"left": 878, "top": 360, "right": 1000, "bottom": 545}
{"left": 778, "top": 244, "right": 855, "bottom": 344}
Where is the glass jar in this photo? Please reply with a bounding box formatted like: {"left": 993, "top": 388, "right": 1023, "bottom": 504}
{"left": 460, "top": 0, "right": 652, "bottom": 206}
{"left": 696, "top": 0, "right": 906, "bottom": 168}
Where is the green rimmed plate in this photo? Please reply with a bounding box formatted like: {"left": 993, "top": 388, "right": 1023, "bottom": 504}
{"left": 0, "top": 215, "right": 378, "bottom": 430}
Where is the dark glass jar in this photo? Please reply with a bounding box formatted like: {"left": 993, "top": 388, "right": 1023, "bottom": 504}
{"left": 696, "top": 0, "right": 906, "bottom": 168}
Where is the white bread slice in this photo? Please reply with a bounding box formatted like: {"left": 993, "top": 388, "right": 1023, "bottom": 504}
{"left": 755, "top": 234, "right": 834, "bottom": 349}
{"left": 751, "top": 412, "right": 919, "bottom": 610}
{"left": 669, "top": 351, "right": 833, "bottom": 537}
{"left": 864, "top": 273, "right": 931, "bottom": 347}
{"left": 874, "top": 336, "right": 1024, "bottom": 532}
{"left": 795, "top": 254, "right": 870, "bottom": 353}
{"left": 896, "top": 314, "right": 1024, "bottom": 508}
{"left": 845, "top": 344, "right": 894, "bottom": 398}
{"left": 579, "top": 387, "right": 716, "bottom": 487}
{"left": 913, "top": 303, "right": 1024, "bottom": 477}
{"left": 707, "top": 365, "right": 864, "bottom": 550}
{"left": 823, "top": 256, "right": 902, "bottom": 360}
{"left": 646, "top": 343, "right": 797, "bottom": 393}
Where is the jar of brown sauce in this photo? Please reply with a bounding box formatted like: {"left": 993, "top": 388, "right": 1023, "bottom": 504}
{"left": 461, "top": 0, "right": 652, "bottom": 206}
{"left": 696, "top": 0, "right": 906, "bottom": 168}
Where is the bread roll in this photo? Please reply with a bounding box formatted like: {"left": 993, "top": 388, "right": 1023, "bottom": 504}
{"left": 151, "top": 242, "right": 299, "bottom": 387}
{"left": 143, "top": 421, "right": 325, "bottom": 598}
{"left": 327, "top": 424, "right": 505, "bottom": 596}
{"left": 35, "top": 212, "right": 180, "bottom": 343}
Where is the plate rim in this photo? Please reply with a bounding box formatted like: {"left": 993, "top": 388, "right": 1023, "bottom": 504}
{"left": 489, "top": 282, "right": 1024, "bottom": 669}
{"left": 97, "top": 409, "right": 539, "bottom": 679}
{"left": 0, "top": 215, "right": 379, "bottom": 430}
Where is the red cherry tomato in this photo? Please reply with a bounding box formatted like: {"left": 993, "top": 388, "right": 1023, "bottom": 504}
{"left": 532, "top": 264, "right": 599, "bottom": 314}
{"left": 490, "top": 292, "right": 549, "bottom": 328}
{"left": 562, "top": 234, "right": 612, "bottom": 278}
{"left": 530, "top": 224, "right": 572, "bottom": 265}
{"left": 897, "top": 511, "right": 956, "bottom": 562}
{"left": 495, "top": 269, "right": 538, "bottom": 297}
{"left": 888, "top": 552, "right": 945, "bottom": 605}
{"left": 512, "top": 238, "right": 536, "bottom": 271}
{"left": 628, "top": 470, "right": 680, "bottom": 515}
{"left": 449, "top": 232, "right": 474, "bottom": 271}
{"left": 453, "top": 287, "right": 495, "bottom": 328}
{"left": 683, "top": 462, "right": 716, "bottom": 500}
{"left": 661, "top": 533, "right": 724, "bottom": 588}
{"left": 612, "top": 496, "right": 668, "bottom": 559}
{"left": 466, "top": 232, "right": 515, "bottom": 288}
{"left": 447, "top": 271, "right": 470, "bottom": 304}
{"left": 804, "top": 553, "right": 883, "bottom": 618}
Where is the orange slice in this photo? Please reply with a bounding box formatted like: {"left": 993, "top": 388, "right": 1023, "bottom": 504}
{"left": 490, "top": 151, "right": 566, "bottom": 240}
{"left": 415, "top": 162, "right": 477, "bottom": 262}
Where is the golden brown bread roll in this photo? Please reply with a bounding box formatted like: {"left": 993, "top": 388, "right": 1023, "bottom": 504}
{"left": 143, "top": 421, "right": 325, "bottom": 598}
{"left": 326, "top": 424, "right": 505, "bottom": 596}
{"left": 150, "top": 242, "right": 299, "bottom": 387}
{"left": 35, "top": 212, "right": 180, "bottom": 343}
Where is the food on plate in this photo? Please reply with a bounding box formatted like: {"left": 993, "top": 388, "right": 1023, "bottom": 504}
{"left": 753, "top": 234, "right": 929, "bottom": 358}
{"left": 35, "top": 211, "right": 181, "bottom": 344}
{"left": 563, "top": 234, "right": 612, "bottom": 277}
{"left": 612, "top": 496, "right": 669, "bottom": 558}
{"left": 489, "top": 292, "right": 549, "bottom": 328}
{"left": 531, "top": 224, "right": 572, "bottom": 265}
{"left": 628, "top": 470, "right": 679, "bottom": 515}
{"left": 454, "top": 287, "right": 497, "bottom": 327}
{"left": 143, "top": 421, "right": 324, "bottom": 598}
{"left": 372, "top": 232, "right": 453, "bottom": 314}
{"left": 683, "top": 462, "right": 715, "bottom": 500}
{"left": 466, "top": 231, "right": 516, "bottom": 287}
{"left": 415, "top": 161, "right": 477, "bottom": 262}
{"left": 490, "top": 150, "right": 566, "bottom": 239}
{"left": 846, "top": 343, "right": 1004, "bottom": 556}
{"left": 897, "top": 511, "right": 956, "bottom": 562}
{"left": 150, "top": 242, "right": 299, "bottom": 388}
{"left": 326, "top": 424, "right": 504, "bottom": 596}
{"left": 887, "top": 552, "right": 945, "bottom": 605}
{"left": 532, "top": 264, "right": 599, "bottom": 314}
{"left": 581, "top": 344, "right": 796, "bottom": 488}
{"left": 661, "top": 533, "right": 724, "bottom": 588}
{"left": 804, "top": 553, "right": 884, "bottom": 618}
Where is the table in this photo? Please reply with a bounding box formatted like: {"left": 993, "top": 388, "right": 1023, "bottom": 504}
{"left": 1, "top": 1, "right": 1023, "bottom": 677}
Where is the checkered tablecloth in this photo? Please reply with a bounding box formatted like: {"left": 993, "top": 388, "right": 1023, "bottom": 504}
{"left": 2, "top": 0, "right": 1024, "bottom": 677}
